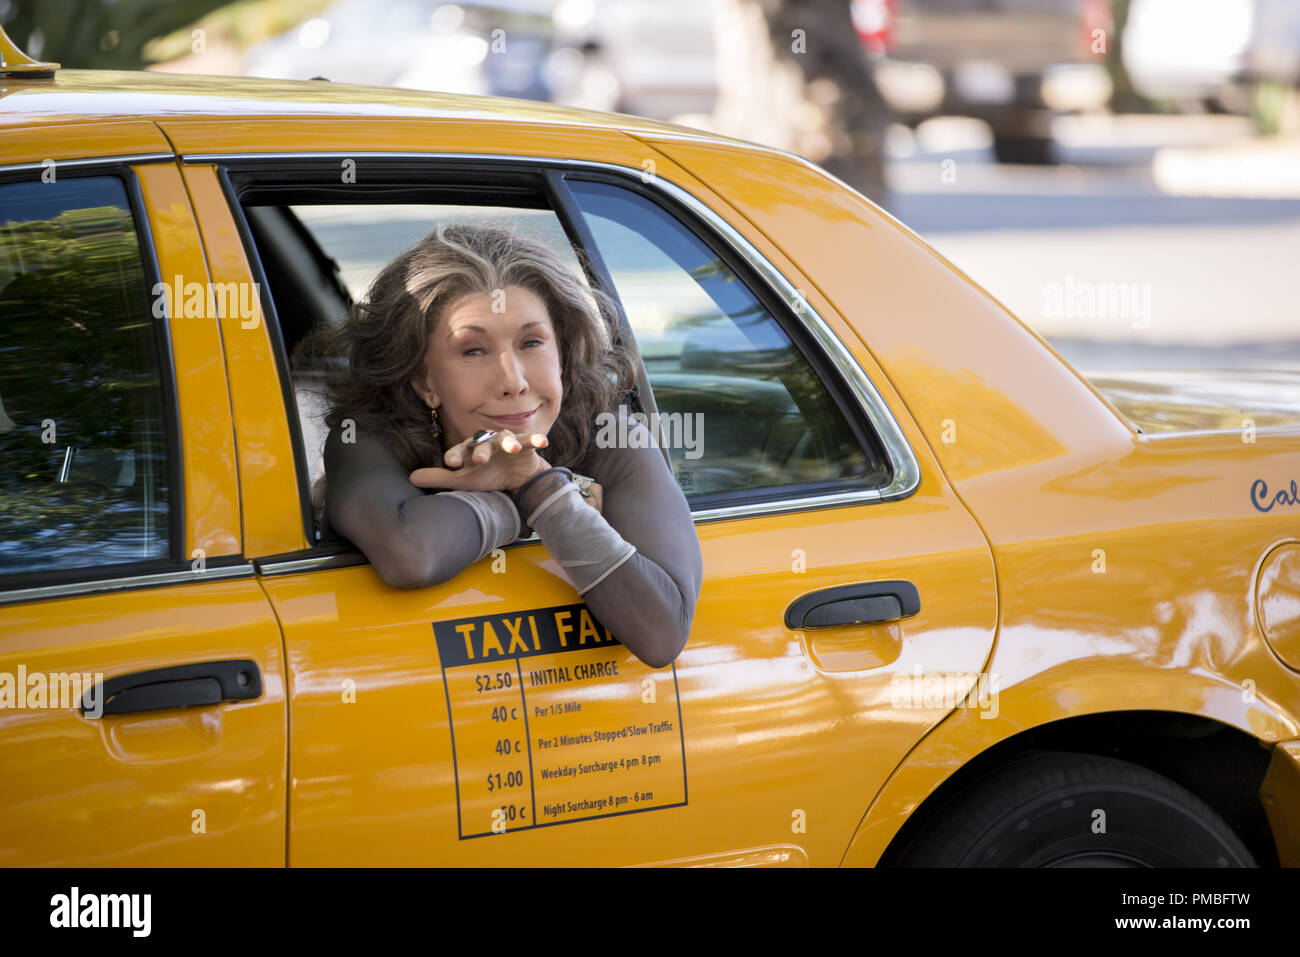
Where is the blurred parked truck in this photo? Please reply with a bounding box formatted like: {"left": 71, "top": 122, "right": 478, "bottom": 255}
{"left": 864, "top": 0, "right": 1114, "bottom": 163}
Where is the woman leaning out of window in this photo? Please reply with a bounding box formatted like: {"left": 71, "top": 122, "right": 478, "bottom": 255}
{"left": 292, "top": 222, "right": 702, "bottom": 669}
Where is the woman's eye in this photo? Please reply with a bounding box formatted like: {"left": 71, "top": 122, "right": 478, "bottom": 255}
{"left": 462, "top": 340, "right": 541, "bottom": 356}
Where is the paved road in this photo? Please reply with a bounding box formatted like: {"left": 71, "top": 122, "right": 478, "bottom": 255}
{"left": 886, "top": 115, "right": 1300, "bottom": 374}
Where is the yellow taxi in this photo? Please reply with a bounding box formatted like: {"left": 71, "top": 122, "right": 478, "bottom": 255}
{"left": 2, "top": 26, "right": 1299, "bottom": 867}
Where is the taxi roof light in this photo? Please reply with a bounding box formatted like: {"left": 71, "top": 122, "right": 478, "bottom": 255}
{"left": 0, "top": 22, "right": 60, "bottom": 78}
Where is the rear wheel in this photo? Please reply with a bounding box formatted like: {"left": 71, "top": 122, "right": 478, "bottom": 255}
{"left": 894, "top": 751, "right": 1255, "bottom": 867}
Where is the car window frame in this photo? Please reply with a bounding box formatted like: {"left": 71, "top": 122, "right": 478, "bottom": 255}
{"left": 552, "top": 168, "right": 918, "bottom": 515}
{"left": 198, "top": 152, "right": 920, "bottom": 577}
{"left": 0, "top": 156, "right": 240, "bottom": 606}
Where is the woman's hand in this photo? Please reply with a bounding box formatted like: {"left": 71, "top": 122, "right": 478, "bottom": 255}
{"left": 409, "top": 429, "right": 549, "bottom": 493}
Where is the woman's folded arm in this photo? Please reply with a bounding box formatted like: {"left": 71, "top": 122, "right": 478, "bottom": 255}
{"left": 322, "top": 427, "right": 518, "bottom": 588}
{"left": 322, "top": 421, "right": 703, "bottom": 666}
{"left": 515, "top": 427, "right": 703, "bottom": 668}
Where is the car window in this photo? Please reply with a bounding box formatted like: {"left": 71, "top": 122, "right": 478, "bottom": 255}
{"left": 0, "top": 176, "right": 171, "bottom": 577}
{"left": 564, "top": 177, "right": 888, "bottom": 500}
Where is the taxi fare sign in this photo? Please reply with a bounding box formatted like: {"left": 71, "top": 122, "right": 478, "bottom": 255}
{"left": 434, "top": 602, "right": 688, "bottom": 839}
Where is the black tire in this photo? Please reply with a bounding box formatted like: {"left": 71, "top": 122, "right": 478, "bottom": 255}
{"left": 991, "top": 133, "right": 1055, "bottom": 165}
{"left": 895, "top": 751, "right": 1255, "bottom": 867}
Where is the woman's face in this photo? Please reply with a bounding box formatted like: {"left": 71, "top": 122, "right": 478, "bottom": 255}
{"left": 411, "top": 284, "right": 563, "bottom": 449}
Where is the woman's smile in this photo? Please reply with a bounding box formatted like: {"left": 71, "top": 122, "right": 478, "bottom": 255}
{"left": 484, "top": 405, "right": 540, "bottom": 428}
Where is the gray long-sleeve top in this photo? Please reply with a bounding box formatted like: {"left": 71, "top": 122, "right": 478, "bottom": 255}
{"left": 320, "top": 416, "right": 703, "bottom": 669}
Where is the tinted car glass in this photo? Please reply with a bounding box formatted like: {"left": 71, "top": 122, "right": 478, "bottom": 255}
{"left": 566, "top": 177, "right": 887, "bottom": 499}
{"left": 0, "top": 176, "right": 171, "bottom": 576}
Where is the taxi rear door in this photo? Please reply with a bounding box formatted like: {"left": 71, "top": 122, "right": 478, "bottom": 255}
{"left": 175, "top": 115, "right": 996, "bottom": 867}
{"left": 175, "top": 132, "right": 697, "bottom": 866}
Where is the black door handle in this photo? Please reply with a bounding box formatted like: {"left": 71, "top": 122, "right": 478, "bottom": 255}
{"left": 82, "top": 659, "right": 263, "bottom": 717}
{"left": 785, "top": 581, "right": 920, "bottom": 630}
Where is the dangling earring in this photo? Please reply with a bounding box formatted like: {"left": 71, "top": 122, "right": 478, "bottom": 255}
{"left": 429, "top": 406, "right": 442, "bottom": 440}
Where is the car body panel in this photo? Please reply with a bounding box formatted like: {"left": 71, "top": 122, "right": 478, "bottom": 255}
{"left": 0, "top": 118, "right": 170, "bottom": 166}
{"left": 184, "top": 128, "right": 998, "bottom": 865}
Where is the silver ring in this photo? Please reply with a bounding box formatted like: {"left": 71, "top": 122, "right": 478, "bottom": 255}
{"left": 470, "top": 429, "right": 498, "bottom": 446}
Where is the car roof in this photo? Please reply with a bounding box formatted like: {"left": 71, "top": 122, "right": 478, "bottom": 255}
{"left": 0, "top": 68, "right": 750, "bottom": 146}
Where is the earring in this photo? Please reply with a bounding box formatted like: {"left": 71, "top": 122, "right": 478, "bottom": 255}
{"left": 429, "top": 406, "right": 442, "bottom": 440}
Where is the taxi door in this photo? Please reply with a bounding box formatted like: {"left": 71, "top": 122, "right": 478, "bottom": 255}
{"left": 0, "top": 131, "right": 286, "bottom": 865}
{"left": 178, "top": 122, "right": 996, "bottom": 866}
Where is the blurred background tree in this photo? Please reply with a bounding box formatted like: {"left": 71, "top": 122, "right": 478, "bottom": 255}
{"left": 0, "top": 0, "right": 235, "bottom": 68}
{"left": 0, "top": 0, "right": 330, "bottom": 70}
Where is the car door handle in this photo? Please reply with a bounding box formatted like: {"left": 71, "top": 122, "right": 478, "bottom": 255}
{"left": 784, "top": 581, "right": 921, "bottom": 630}
{"left": 82, "top": 659, "right": 263, "bottom": 717}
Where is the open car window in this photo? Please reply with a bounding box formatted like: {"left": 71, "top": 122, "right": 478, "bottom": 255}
{"left": 234, "top": 190, "right": 600, "bottom": 542}
{"left": 225, "top": 159, "right": 892, "bottom": 544}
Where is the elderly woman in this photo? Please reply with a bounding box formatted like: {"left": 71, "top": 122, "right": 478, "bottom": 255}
{"left": 295, "top": 222, "right": 701, "bottom": 669}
